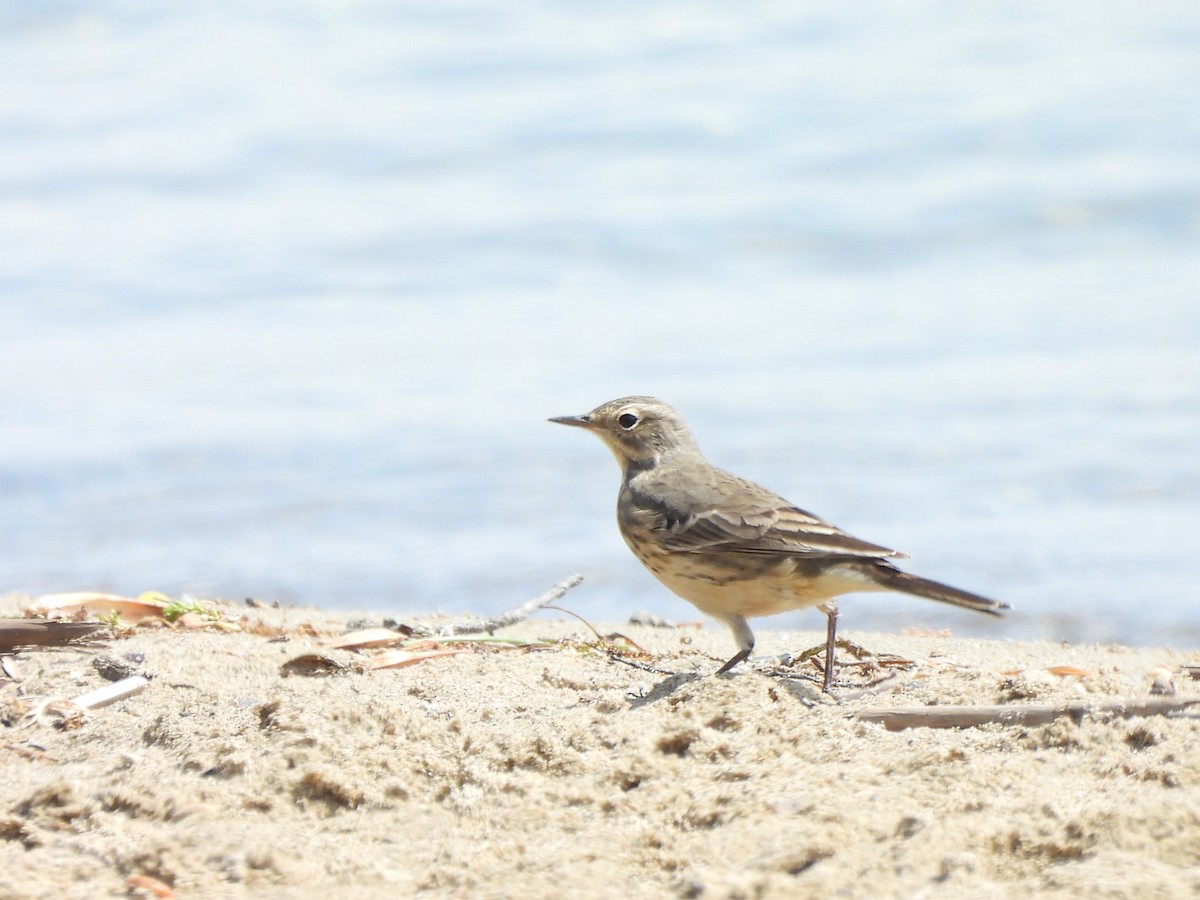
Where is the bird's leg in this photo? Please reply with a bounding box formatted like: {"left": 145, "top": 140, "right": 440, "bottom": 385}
{"left": 716, "top": 648, "right": 751, "bottom": 675}
{"left": 821, "top": 601, "right": 839, "bottom": 692}
{"left": 715, "top": 614, "right": 754, "bottom": 675}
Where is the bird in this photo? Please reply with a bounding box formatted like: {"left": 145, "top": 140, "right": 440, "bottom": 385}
{"left": 550, "top": 396, "right": 1009, "bottom": 691}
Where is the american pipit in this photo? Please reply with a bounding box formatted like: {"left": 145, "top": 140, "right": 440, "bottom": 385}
{"left": 551, "top": 396, "right": 1009, "bottom": 691}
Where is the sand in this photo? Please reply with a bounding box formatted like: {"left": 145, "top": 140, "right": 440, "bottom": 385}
{"left": 1, "top": 595, "right": 1197, "bottom": 899}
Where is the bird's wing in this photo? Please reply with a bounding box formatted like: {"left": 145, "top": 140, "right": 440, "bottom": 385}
{"left": 643, "top": 471, "right": 908, "bottom": 560}
{"left": 659, "top": 504, "right": 907, "bottom": 559}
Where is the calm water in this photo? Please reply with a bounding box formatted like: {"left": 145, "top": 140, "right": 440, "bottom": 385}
{"left": 2, "top": 4, "right": 1198, "bottom": 646}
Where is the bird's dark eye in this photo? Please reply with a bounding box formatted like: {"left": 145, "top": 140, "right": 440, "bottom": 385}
{"left": 618, "top": 412, "right": 638, "bottom": 430}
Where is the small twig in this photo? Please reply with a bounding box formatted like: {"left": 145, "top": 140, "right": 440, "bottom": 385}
{"left": 414, "top": 636, "right": 552, "bottom": 647}
{"left": 544, "top": 605, "right": 648, "bottom": 653}
{"left": 855, "top": 696, "right": 1200, "bottom": 731}
{"left": 543, "top": 604, "right": 606, "bottom": 642}
{"left": 432, "top": 575, "right": 584, "bottom": 637}
{"left": 607, "top": 654, "right": 690, "bottom": 677}
{"left": 71, "top": 675, "right": 150, "bottom": 710}
{"left": 823, "top": 671, "right": 916, "bottom": 702}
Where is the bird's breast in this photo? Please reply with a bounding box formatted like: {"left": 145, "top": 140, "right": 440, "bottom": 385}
{"left": 617, "top": 517, "right": 886, "bottom": 618}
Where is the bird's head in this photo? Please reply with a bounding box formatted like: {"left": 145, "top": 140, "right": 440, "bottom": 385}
{"left": 550, "top": 396, "right": 699, "bottom": 473}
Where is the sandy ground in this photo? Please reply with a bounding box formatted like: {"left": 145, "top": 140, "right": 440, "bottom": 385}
{"left": 1, "top": 594, "right": 1197, "bottom": 899}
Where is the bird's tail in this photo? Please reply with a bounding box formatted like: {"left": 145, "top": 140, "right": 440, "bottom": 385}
{"left": 869, "top": 564, "right": 1009, "bottom": 617}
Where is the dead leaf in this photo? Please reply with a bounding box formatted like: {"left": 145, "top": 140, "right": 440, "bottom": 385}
{"left": 324, "top": 628, "right": 406, "bottom": 650}
{"left": 0, "top": 620, "right": 109, "bottom": 652}
{"left": 281, "top": 654, "right": 353, "bottom": 677}
{"left": 1046, "top": 666, "right": 1090, "bottom": 678}
{"left": 1, "top": 742, "right": 54, "bottom": 762}
{"left": 602, "top": 632, "right": 648, "bottom": 652}
{"left": 389, "top": 639, "right": 444, "bottom": 653}
{"left": 31, "top": 592, "right": 167, "bottom": 624}
{"left": 174, "top": 612, "right": 211, "bottom": 629}
{"left": 127, "top": 873, "right": 175, "bottom": 898}
{"left": 237, "top": 617, "right": 288, "bottom": 638}
{"left": 42, "top": 700, "right": 85, "bottom": 730}
{"left": 369, "top": 648, "right": 470, "bottom": 670}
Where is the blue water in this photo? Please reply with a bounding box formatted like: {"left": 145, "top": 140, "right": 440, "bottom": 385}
{"left": 2, "top": 4, "right": 1198, "bottom": 646}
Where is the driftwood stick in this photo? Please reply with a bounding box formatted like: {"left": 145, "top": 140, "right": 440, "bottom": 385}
{"left": 432, "top": 575, "right": 584, "bottom": 637}
{"left": 855, "top": 696, "right": 1200, "bottom": 731}
{"left": 0, "top": 620, "right": 109, "bottom": 653}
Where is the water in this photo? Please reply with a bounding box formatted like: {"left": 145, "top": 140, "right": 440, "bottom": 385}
{"left": 2, "top": 3, "right": 1198, "bottom": 647}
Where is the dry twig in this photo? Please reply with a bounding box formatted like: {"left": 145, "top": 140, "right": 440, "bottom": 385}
{"left": 855, "top": 696, "right": 1200, "bottom": 731}
{"left": 431, "top": 574, "right": 583, "bottom": 636}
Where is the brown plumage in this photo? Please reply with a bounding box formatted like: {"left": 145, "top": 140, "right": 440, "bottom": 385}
{"left": 551, "top": 395, "right": 1008, "bottom": 691}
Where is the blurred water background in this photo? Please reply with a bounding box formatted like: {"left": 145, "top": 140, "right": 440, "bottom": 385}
{"left": 2, "top": 3, "right": 1198, "bottom": 647}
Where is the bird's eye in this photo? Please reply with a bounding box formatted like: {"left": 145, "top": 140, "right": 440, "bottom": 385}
{"left": 618, "top": 412, "right": 639, "bottom": 430}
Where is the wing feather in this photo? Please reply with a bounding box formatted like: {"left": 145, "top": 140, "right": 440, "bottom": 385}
{"left": 630, "top": 469, "right": 908, "bottom": 560}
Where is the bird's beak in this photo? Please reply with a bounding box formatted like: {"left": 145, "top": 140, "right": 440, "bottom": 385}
{"left": 549, "top": 413, "right": 594, "bottom": 429}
